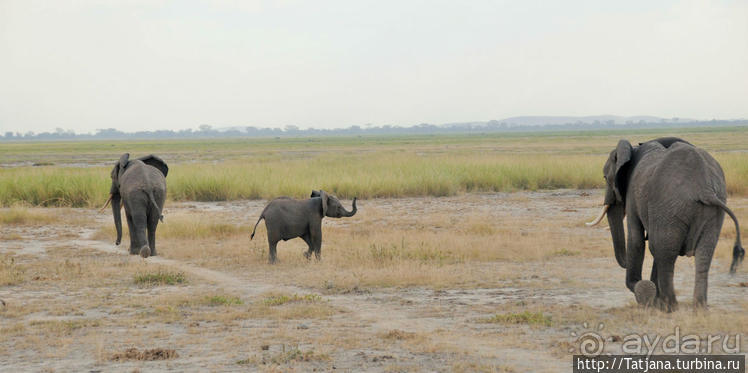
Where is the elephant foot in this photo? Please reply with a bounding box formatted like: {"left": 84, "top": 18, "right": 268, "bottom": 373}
{"left": 660, "top": 299, "right": 678, "bottom": 313}
{"left": 692, "top": 302, "right": 708, "bottom": 313}
{"left": 139, "top": 246, "right": 151, "bottom": 258}
{"left": 634, "top": 280, "right": 656, "bottom": 307}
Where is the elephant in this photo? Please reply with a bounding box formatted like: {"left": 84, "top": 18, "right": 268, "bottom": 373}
{"left": 587, "top": 137, "right": 743, "bottom": 311}
{"left": 101, "top": 153, "right": 168, "bottom": 258}
{"left": 250, "top": 190, "right": 357, "bottom": 263}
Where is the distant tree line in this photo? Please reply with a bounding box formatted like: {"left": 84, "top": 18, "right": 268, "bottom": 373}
{"left": 2, "top": 119, "right": 747, "bottom": 141}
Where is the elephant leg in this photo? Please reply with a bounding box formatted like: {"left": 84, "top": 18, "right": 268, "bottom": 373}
{"left": 310, "top": 227, "right": 322, "bottom": 260}
{"left": 125, "top": 209, "right": 137, "bottom": 254}
{"left": 655, "top": 258, "right": 678, "bottom": 312}
{"left": 625, "top": 217, "right": 646, "bottom": 293}
{"left": 649, "top": 261, "right": 659, "bottom": 297}
{"left": 131, "top": 213, "right": 149, "bottom": 257}
{"left": 301, "top": 233, "right": 313, "bottom": 260}
{"left": 267, "top": 234, "right": 280, "bottom": 264}
{"left": 693, "top": 251, "right": 713, "bottom": 309}
{"left": 146, "top": 208, "right": 160, "bottom": 256}
{"left": 693, "top": 220, "right": 720, "bottom": 309}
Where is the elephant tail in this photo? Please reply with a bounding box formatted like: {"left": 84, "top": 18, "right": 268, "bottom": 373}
{"left": 250, "top": 214, "right": 265, "bottom": 240}
{"left": 146, "top": 190, "right": 164, "bottom": 223}
{"left": 706, "top": 198, "right": 744, "bottom": 274}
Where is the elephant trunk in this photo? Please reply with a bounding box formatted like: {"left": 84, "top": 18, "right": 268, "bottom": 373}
{"left": 607, "top": 204, "right": 627, "bottom": 268}
{"left": 112, "top": 193, "right": 123, "bottom": 245}
{"left": 342, "top": 197, "right": 357, "bottom": 217}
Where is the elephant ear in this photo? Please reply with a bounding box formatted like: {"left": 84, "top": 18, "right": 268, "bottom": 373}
{"left": 310, "top": 190, "right": 320, "bottom": 198}
{"left": 110, "top": 153, "right": 130, "bottom": 194}
{"left": 613, "top": 140, "right": 633, "bottom": 202}
{"left": 137, "top": 154, "right": 169, "bottom": 177}
{"left": 319, "top": 190, "right": 329, "bottom": 217}
{"left": 118, "top": 153, "right": 130, "bottom": 170}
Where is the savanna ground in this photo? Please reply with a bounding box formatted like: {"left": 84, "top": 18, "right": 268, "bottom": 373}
{"left": 1, "top": 128, "right": 747, "bottom": 372}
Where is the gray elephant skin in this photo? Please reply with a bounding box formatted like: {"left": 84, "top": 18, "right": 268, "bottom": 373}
{"left": 588, "top": 137, "right": 743, "bottom": 311}
{"left": 250, "top": 190, "right": 357, "bottom": 263}
{"left": 103, "top": 153, "right": 168, "bottom": 258}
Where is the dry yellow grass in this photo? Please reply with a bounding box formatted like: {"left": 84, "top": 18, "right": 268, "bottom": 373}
{"left": 0, "top": 206, "right": 60, "bottom": 225}
{"left": 2, "top": 188, "right": 748, "bottom": 370}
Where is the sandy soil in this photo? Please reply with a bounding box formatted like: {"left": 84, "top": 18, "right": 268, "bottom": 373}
{"left": 1, "top": 191, "right": 747, "bottom": 372}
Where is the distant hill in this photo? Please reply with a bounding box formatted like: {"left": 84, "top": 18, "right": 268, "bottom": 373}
{"left": 494, "top": 115, "right": 695, "bottom": 126}
{"left": 218, "top": 116, "right": 701, "bottom": 132}
{"left": 2, "top": 116, "right": 746, "bottom": 141}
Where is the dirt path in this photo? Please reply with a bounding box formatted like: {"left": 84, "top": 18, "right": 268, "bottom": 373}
{"left": 73, "top": 234, "right": 567, "bottom": 372}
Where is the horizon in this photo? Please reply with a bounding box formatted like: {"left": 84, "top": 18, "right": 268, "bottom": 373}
{"left": 2, "top": 1, "right": 747, "bottom": 134}
{"left": 3, "top": 115, "right": 746, "bottom": 139}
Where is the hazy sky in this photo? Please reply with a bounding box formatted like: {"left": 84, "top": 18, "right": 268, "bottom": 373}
{"left": 1, "top": 0, "right": 746, "bottom": 134}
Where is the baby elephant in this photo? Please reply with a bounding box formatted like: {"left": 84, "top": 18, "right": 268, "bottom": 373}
{"left": 250, "top": 190, "right": 357, "bottom": 263}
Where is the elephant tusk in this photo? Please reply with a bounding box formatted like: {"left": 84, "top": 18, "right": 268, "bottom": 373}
{"left": 586, "top": 205, "right": 610, "bottom": 226}
{"left": 99, "top": 194, "right": 113, "bottom": 212}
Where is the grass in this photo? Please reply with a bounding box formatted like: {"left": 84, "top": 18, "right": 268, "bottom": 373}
{"left": 1, "top": 192, "right": 747, "bottom": 370}
{"left": 0, "top": 256, "right": 24, "bottom": 286}
{"left": 149, "top": 193, "right": 746, "bottom": 291}
{"left": 27, "top": 319, "right": 102, "bottom": 335}
{"left": 481, "top": 311, "right": 553, "bottom": 327}
{"left": 262, "top": 293, "right": 322, "bottom": 306}
{"left": 92, "top": 211, "right": 245, "bottom": 243}
{"left": 155, "top": 213, "right": 245, "bottom": 239}
{"left": 206, "top": 295, "right": 243, "bottom": 306}
{"left": 133, "top": 270, "right": 186, "bottom": 286}
{"left": 2, "top": 127, "right": 747, "bottom": 206}
{"left": 241, "top": 344, "right": 330, "bottom": 365}
{"left": 0, "top": 206, "right": 60, "bottom": 225}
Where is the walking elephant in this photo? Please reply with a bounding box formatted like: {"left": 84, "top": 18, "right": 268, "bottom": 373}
{"left": 250, "top": 190, "right": 357, "bottom": 263}
{"left": 101, "top": 153, "right": 168, "bottom": 258}
{"left": 587, "top": 137, "right": 743, "bottom": 311}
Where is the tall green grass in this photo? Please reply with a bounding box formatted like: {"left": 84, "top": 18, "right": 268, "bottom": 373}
{"left": 0, "top": 167, "right": 109, "bottom": 207}
{"left": 2, "top": 129, "right": 747, "bottom": 206}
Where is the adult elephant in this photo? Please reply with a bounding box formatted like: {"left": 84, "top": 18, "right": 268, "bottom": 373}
{"left": 587, "top": 137, "right": 743, "bottom": 311}
{"left": 102, "top": 153, "right": 168, "bottom": 258}
{"left": 250, "top": 190, "right": 357, "bottom": 263}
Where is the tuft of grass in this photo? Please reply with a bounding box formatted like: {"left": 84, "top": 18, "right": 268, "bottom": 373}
{"left": 262, "top": 293, "right": 322, "bottom": 306}
{"left": 110, "top": 347, "right": 178, "bottom": 361}
{"left": 0, "top": 256, "right": 24, "bottom": 286}
{"left": 481, "top": 311, "right": 553, "bottom": 327}
{"left": 133, "top": 270, "right": 186, "bottom": 286}
{"left": 367, "top": 242, "right": 462, "bottom": 266}
{"left": 549, "top": 248, "right": 579, "bottom": 257}
{"left": 206, "top": 295, "right": 243, "bottom": 306}
{"left": 28, "top": 319, "right": 102, "bottom": 335}
{"left": 157, "top": 214, "right": 244, "bottom": 239}
{"left": 381, "top": 329, "right": 418, "bottom": 340}
{"left": 258, "top": 345, "right": 329, "bottom": 365}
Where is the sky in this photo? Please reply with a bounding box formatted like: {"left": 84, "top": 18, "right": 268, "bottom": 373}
{"left": 1, "top": 0, "right": 747, "bottom": 134}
